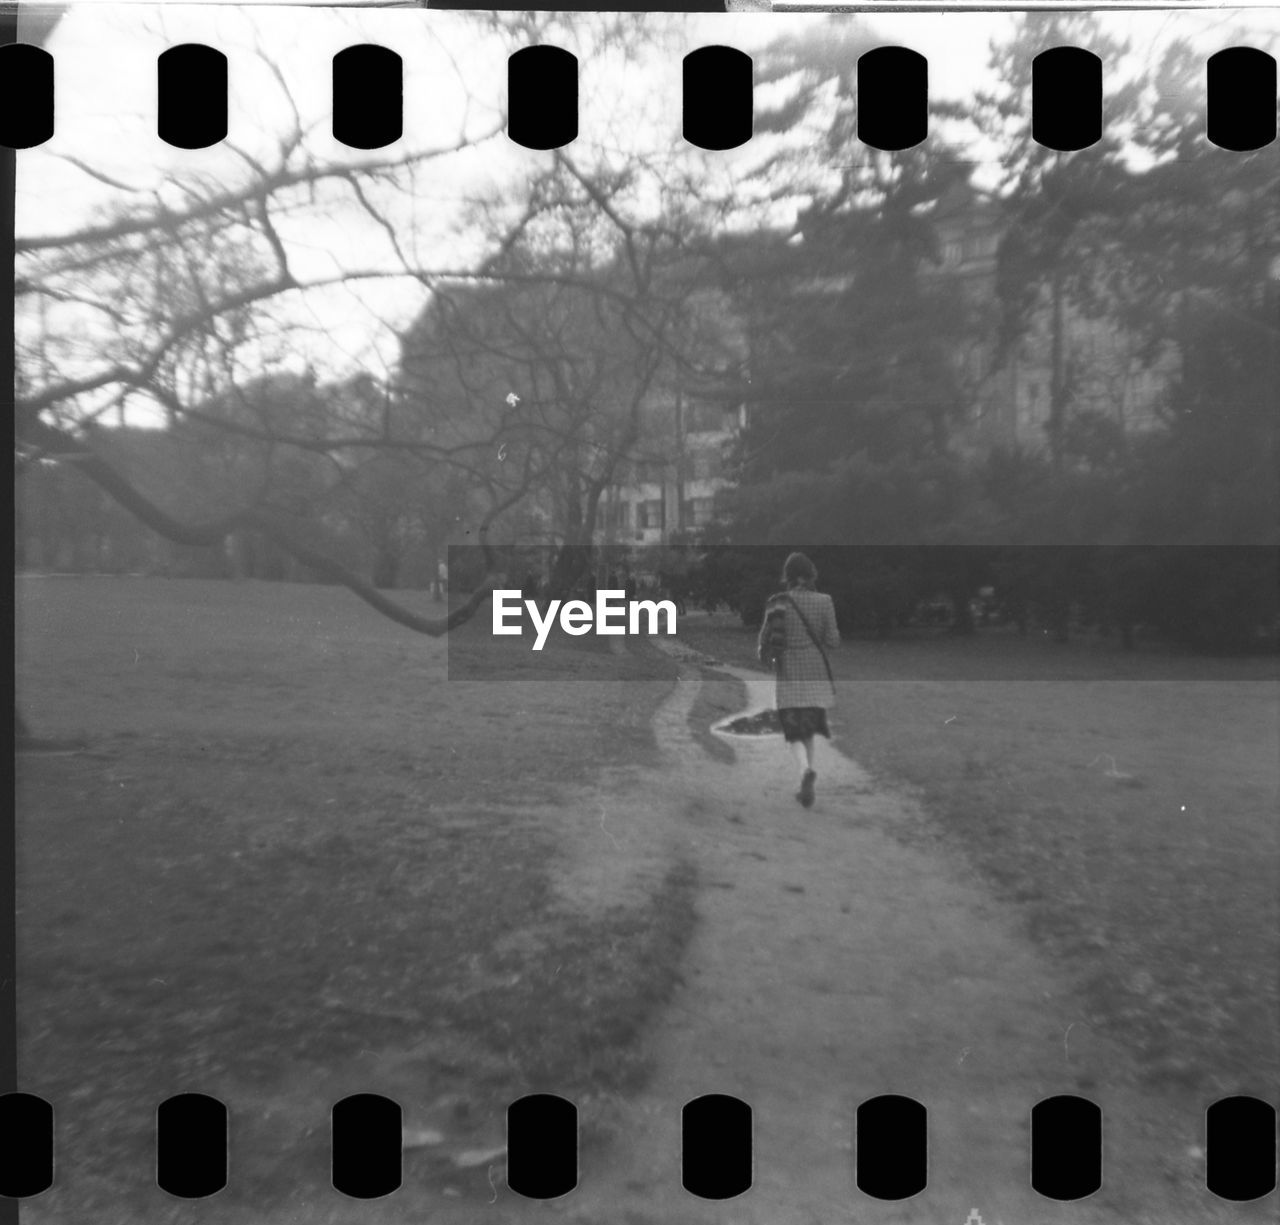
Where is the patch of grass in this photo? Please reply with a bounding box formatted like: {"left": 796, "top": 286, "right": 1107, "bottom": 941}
{"left": 446, "top": 607, "right": 680, "bottom": 685}
{"left": 494, "top": 857, "right": 699, "bottom": 1097}
{"left": 686, "top": 666, "right": 749, "bottom": 762}
{"left": 15, "top": 577, "right": 693, "bottom": 1220}
{"left": 17, "top": 577, "right": 676, "bottom": 802}
{"left": 679, "top": 615, "right": 1280, "bottom": 1098}
{"left": 679, "top": 611, "right": 1280, "bottom": 682}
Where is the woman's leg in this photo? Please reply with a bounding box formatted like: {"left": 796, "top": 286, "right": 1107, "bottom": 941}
{"left": 789, "top": 738, "right": 809, "bottom": 779}
{"left": 798, "top": 735, "right": 817, "bottom": 806}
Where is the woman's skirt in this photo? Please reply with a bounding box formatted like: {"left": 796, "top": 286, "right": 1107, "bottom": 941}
{"left": 778, "top": 706, "right": 830, "bottom": 743}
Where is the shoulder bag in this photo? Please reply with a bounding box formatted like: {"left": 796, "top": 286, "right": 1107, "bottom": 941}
{"left": 761, "top": 593, "right": 835, "bottom": 686}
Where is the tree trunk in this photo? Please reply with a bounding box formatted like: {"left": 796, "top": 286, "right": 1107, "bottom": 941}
{"left": 547, "top": 543, "right": 591, "bottom": 601}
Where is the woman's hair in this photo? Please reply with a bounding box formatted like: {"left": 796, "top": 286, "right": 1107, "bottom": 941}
{"left": 782, "top": 551, "right": 817, "bottom": 586}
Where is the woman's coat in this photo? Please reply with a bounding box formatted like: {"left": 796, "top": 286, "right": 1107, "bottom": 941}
{"left": 758, "top": 587, "right": 840, "bottom": 710}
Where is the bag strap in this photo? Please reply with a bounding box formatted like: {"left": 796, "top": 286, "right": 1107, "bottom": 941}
{"left": 779, "top": 592, "right": 835, "bottom": 687}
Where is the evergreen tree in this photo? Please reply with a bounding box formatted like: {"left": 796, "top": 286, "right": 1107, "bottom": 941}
{"left": 973, "top": 13, "right": 1142, "bottom": 472}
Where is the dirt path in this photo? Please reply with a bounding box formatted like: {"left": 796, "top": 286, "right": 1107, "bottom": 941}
{"left": 46, "top": 648, "right": 1248, "bottom": 1225}
{"left": 549, "top": 650, "right": 1244, "bottom": 1225}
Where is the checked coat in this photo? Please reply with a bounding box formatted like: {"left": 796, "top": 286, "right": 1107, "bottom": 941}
{"left": 758, "top": 586, "right": 840, "bottom": 710}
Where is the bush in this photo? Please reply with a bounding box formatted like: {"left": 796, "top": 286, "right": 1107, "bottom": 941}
{"left": 1151, "top": 548, "right": 1279, "bottom": 653}
{"left": 736, "top": 576, "right": 777, "bottom": 627}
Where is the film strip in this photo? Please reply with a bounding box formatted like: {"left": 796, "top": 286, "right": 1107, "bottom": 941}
{"left": 1, "top": 1087, "right": 1278, "bottom": 1201}
{"left": 6, "top": 3, "right": 1279, "bottom": 1222}
{"left": 1, "top": 36, "right": 1278, "bottom": 150}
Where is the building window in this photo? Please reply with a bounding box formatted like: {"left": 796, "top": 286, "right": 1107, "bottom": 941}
{"left": 606, "top": 500, "right": 630, "bottom": 531}
{"left": 685, "top": 400, "right": 737, "bottom": 434}
{"left": 682, "top": 497, "right": 715, "bottom": 527}
{"left": 688, "top": 452, "right": 718, "bottom": 481}
{"left": 637, "top": 500, "right": 663, "bottom": 530}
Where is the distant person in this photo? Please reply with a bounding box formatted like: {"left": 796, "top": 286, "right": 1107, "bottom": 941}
{"left": 624, "top": 572, "right": 637, "bottom": 603}
{"left": 757, "top": 552, "right": 839, "bottom": 809}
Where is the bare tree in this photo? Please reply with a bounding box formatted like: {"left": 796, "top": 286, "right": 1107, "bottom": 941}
{"left": 399, "top": 163, "right": 719, "bottom": 596}
{"left": 15, "top": 9, "right": 719, "bottom": 638}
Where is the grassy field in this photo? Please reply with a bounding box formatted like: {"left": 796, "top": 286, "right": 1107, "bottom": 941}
{"left": 16, "top": 579, "right": 1279, "bottom": 1218}
{"left": 679, "top": 614, "right": 1280, "bottom": 1099}
{"left": 15, "top": 576, "right": 694, "bottom": 1221}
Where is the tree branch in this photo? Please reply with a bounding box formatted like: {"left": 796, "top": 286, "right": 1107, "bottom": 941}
{"left": 21, "top": 419, "right": 510, "bottom": 638}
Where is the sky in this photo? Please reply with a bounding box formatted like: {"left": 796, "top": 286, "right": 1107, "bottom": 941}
{"left": 18, "top": 4, "right": 1280, "bottom": 425}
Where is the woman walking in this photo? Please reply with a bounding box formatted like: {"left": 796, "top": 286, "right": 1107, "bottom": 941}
{"left": 758, "top": 552, "right": 840, "bottom": 808}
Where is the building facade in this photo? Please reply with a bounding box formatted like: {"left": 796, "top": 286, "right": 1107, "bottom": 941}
{"left": 596, "top": 396, "right": 747, "bottom": 549}
{"left": 593, "top": 179, "right": 1181, "bottom": 554}
{"left": 924, "top": 180, "right": 1176, "bottom": 458}
{"left": 593, "top": 285, "right": 749, "bottom": 553}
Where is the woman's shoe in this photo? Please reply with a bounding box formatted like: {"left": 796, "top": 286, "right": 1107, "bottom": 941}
{"left": 799, "top": 769, "right": 816, "bottom": 808}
